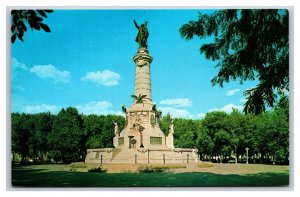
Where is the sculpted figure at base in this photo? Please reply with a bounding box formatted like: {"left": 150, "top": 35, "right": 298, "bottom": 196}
{"left": 134, "top": 20, "right": 149, "bottom": 48}
{"left": 113, "top": 121, "right": 120, "bottom": 136}
{"left": 169, "top": 119, "right": 174, "bottom": 135}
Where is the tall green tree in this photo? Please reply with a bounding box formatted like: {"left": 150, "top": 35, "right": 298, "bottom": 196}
{"left": 48, "top": 107, "right": 84, "bottom": 163}
{"left": 226, "top": 109, "right": 247, "bottom": 163}
{"left": 202, "top": 111, "right": 228, "bottom": 137}
{"left": 84, "top": 114, "right": 125, "bottom": 149}
{"left": 11, "top": 113, "right": 33, "bottom": 163}
{"left": 267, "top": 109, "right": 289, "bottom": 164}
{"left": 180, "top": 9, "right": 289, "bottom": 114}
{"left": 213, "top": 129, "right": 231, "bottom": 162}
{"left": 84, "top": 114, "right": 104, "bottom": 149}
{"left": 252, "top": 108, "right": 288, "bottom": 164}
{"left": 29, "top": 112, "right": 54, "bottom": 163}
{"left": 173, "top": 118, "right": 200, "bottom": 148}
{"left": 196, "top": 129, "right": 214, "bottom": 161}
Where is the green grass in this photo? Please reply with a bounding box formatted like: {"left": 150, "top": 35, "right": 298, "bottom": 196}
{"left": 69, "top": 164, "right": 88, "bottom": 168}
{"left": 11, "top": 165, "right": 289, "bottom": 187}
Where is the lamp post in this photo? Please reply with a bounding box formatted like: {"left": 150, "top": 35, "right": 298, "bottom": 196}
{"left": 245, "top": 147, "right": 249, "bottom": 164}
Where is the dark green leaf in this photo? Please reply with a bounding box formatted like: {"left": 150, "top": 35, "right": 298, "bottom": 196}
{"left": 11, "top": 34, "right": 16, "bottom": 43}
{"left": 12, "top": 13, "right": 19, "bottom": 25}
{"left": 18, "top": 28, "right": 24, "bottom": 37}
{"left": 19, "top": 21, "right": 27, "bottom": 31}
{"left": 31, "top": 21, "right": 40, "bottom": 30}
{"left": 28, "top": 10, "right": 37, "bottom": 18}
{"left": 11, "top": 25, "right": 16, "bottom": 32}
{"left": 40, "top": 23, "right": 51, "bottom": 32}
{"left": 28, "top": 19, "right": 33, "bottom": 29}
{"left": 17, "top": 33, "right": 24, "bottom": 42}
{"left": 43, "top": 10, "right": 54, "bottom": 13}
{"left": 11, "top": 10, "right": 17, "bottom": 15}
{"left": 37, "top": 10, "right": 47, "bottom": 18}
{"left": 34, "top": 16, "right": 43, "bottom": 22}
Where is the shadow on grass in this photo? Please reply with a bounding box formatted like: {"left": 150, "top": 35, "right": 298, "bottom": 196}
{"left": 12, "top": 166, "right": 289, "bottom": 187}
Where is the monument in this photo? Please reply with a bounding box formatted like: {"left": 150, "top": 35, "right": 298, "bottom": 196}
{"left": 85, "top": 21, "right": 198, "bottom": 164}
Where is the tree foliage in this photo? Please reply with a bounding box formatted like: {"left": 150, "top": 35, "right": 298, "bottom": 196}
{"left": 11, "top": 109, "right": 125, "bottom": 164}
{"left": 48, "top": 107, "right": 84, "bottom": 163}
{"left": 180, "top": 9, "right": 289, "bottom": 114}
{"left": 11, "top": 102, "right": 288, "bottom": 164}
{"left": 159, "top": 113, "right": 172, "bottom": 135}
{"left": 11, "top": 10, "right": 53, "bottom": 43}
{"left": 11, "top": 113, "right": 33, "bottom": 163}
{"left": 173, "top": 118, "right": 201, "bottom": 148}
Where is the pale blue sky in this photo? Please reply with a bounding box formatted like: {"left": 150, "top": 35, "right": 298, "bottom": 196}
{"left": 11, "top": 9, "right": 257, "bottom": 119}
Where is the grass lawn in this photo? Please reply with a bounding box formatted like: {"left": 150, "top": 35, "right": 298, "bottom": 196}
{"left": 11, "top": 164, "right": 289, "bottom": 187}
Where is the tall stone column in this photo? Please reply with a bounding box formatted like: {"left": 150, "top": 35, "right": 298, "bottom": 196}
{"left": 133, "top": 47, "right": 153, "bottom": 104}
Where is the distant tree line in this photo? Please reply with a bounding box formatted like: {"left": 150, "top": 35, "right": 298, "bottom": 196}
{"left": 160, "top": 96, "right": 289, "bottom": 164}
{"left": 11, "top": 96, "right": 288, "bottom": 165}
{"left": 11, "top": 107, "right": 125, "bottom": 164}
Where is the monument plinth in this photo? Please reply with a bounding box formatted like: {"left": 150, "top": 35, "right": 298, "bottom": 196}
{"left": 85, "top": 21, "right": 198, "bottom": 164}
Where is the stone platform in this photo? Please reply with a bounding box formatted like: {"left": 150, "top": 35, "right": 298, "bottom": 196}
{"left": 85, "top": 148, "right": 198, "bottom": 164}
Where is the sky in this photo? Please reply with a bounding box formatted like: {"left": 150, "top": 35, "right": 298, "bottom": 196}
{"left": 11, "top": 9, "right": 258, "bottom": 119}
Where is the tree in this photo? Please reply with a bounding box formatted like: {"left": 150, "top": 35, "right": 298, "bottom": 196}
{"left": 86, "top": 135, "right": 104, "bottom": 149}
{"left": 48, "top": 107, "right": 84, "bottom": 163}
{"left": 242, "top": 114, "right": 258, "bottom": 162}
{"left": 196, "top": 129, "right": 214, "bottom": 161}
{"left": 11, "top": 113, "right": 33, "bottom": 163}
{"left": 173, "top": 118, "right": 200, "bottom": 148}
{"left": 84, "top": 114, "right": 125, "bottom": 149}
{"left": 265, "top": 104, "right": 289, "bottom": 164}
{"left": 252, "top": 107, "right": 288, "bottom": 164}
{"left": 226, "top": 109, "right": 246, "bottom": 163}
{"left": 159, "top": 113, "right": 172, "bottom": 135}
{"left": 180, "top": 9, "right": 289, "bottom": 114}
{"left": 98, "top": 115, "right": 124, "bottom": 148}
{"left": 213, "top": 129, "right": 231, "bottom": 163}
{"left": 29, "top": 112, "right": 54, "bottom": 163}
{"left": 83, "top": 114, "right": 103, "bottom": 149}
{"left": 11, "top": 10, "right": 53, "bottom": 43}
{"left": 202, "top": 111, "right": 228, "bottom": 137}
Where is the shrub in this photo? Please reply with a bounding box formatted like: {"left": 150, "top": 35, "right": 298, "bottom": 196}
{"left": 88, "top": 166, "right": 106, "bottom": 173}
{"left": 197, "top": 163, "right": 214, "bottom": 168}
{"left": 138, "top": 165, "right": 155, "bottom": 173}
{"left": 138, "top": 165, "right": 186, "bottom": 173}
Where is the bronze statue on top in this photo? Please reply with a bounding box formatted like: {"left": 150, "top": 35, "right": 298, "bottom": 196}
{"left": 134, "top": 20, "right": 149, "bottom": 48}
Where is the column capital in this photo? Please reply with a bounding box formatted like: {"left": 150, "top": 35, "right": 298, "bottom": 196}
{"left": 133, "top": 47, "right": 153, "bottom": 65}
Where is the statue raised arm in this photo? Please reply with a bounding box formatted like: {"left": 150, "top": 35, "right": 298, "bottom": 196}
{"left": 133, "top": 20, "right": 149, "bottom": 48}
{"left": 134, "top": 20, "right": 139, "bottom": 29}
